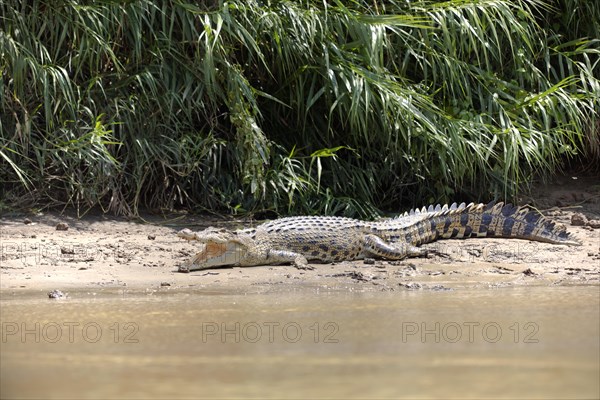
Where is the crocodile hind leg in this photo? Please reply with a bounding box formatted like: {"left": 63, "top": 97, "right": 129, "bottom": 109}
{"left": 362, "top": 234, "right": 428, "bottom": 260}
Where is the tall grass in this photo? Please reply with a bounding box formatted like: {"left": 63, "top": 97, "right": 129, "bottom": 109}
{"left": 1, "top": 0, "right": 598, "bottom": 217}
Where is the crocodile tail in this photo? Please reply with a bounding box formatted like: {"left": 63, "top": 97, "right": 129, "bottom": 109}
{"left": 427, "top": 201, "right": 581, "bottom": 245}
{"left": 403, "top": 201, "right": 581, "bottom": 246}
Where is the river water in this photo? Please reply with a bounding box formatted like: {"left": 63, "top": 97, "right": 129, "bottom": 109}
{"left": 1, "top": 285, "right": 598, "bottom": 399}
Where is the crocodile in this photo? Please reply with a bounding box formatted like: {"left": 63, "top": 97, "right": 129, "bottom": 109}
{"left": 177, "top": 201, "right": 580, "bottom": 272}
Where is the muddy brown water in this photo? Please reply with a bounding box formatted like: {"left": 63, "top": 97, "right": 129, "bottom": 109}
{"left": 1, "top": 285, "right": 599, "bottom": 399}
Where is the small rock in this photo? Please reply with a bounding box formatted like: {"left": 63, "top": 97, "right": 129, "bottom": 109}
{"left": 349, "top": 271, "right": 370, "bottom": 282}
{"left": 363, "top": 258, "right": 375, "bottom": 265}
{"left": 400, "top": 282, "right": 422, "bottom": 290}
{"left": 56, "top": 222, "right": 69, "bottom": 231}
{"left": 48, "top": 289, "right": 67, "bottom": 299}
{"left": 24, "top": 218, "right": 32, "bottom": 224}
{"left": 571, "top": 213, "right": 587, "bottom": 226}
{"left": 522, "top": 268, "right": 536, "bottom": 276}
{"left": 160, "top": 282, "right": 171, "bottom": 287}
{"left": 148, "top": 234, "right": 156, "bottom": 240}
{"left": 61, "top": 246, "right": 75, "bottom": 255}
{"left": 586, "top": 220, "right": 600, "bottom": 229}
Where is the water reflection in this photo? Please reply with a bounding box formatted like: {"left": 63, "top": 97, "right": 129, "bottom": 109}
{"left": 1, "top": 286, "right": 598, "bottom": 399}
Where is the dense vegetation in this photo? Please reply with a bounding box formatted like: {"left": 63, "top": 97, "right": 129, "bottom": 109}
{"left": 1, "top": 0, "right": 598, "bottom": 217}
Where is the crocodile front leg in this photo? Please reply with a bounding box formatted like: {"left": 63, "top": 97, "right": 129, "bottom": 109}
{"left": 264, "top": 250, "right": 313, "bottom": 270}
{"left": 362, "top": 234, "right": 428, "bottom": 260}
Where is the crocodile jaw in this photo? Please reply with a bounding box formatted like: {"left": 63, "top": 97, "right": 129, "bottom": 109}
{"left": 179, "top": 241, "right": 247, "bottom": 271}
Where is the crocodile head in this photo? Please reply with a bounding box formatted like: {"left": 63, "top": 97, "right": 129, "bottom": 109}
{"left": 177, "top": 228, "right": 249, "bottom": 271}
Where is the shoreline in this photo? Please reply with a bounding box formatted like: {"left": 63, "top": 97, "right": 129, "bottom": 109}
{"left": 2, "top": 207, "right": 598, "bottom": 296}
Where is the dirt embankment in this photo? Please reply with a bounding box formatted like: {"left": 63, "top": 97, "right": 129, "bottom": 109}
{"left": 1, "top": 176, "right": 599, "bottom": 294}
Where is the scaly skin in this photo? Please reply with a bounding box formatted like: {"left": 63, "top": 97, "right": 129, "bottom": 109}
{"left": 177, "top": 201, "right": 580, "bottom": 272}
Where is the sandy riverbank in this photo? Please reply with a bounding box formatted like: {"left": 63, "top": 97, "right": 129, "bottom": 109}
{"left": 1, "top": 176, "right": 598, "bottom": 295}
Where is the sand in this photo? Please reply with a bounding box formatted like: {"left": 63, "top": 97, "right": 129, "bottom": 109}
{"left": 1, "top": 176, "right": 598, "bottom": 294}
